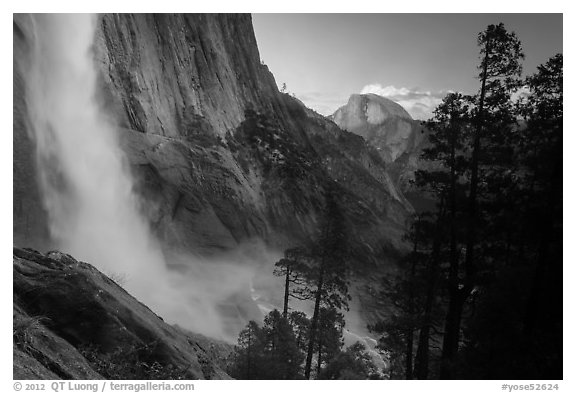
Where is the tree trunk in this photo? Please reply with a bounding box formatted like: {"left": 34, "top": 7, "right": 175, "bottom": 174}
{"left": 440, "top": 121, "right": 468, "bottom": 379}
{"left": 406, "top": 328, "right": 414, "bottom": 379}
{"left": 405, "top": 217, "right": 420, "bottom": 380}
{"left": 317, "top": 337, "right": 323, "bottom": 376}
{"left": 414, "top": 199, "right": 445, "bottom": 379}
{"left": 524, "top": 155, "right": 561, "bottom": 335}
{"left": 413, "top": 245, "right": 440, "bottom": 380}
{"left": 414, "top": 322, "right": 430, "bottom": 379}
{"left": 448, "top": 121, "right": 459, "bottom": 292}
{"left": 304, "top": 267, "right": 324, "bottom": 379}
{"left": 246, "top": 329, "right": 252, "bottom": 379}
{"left": 440, "top": 290, "right": 466, "bottom": 378}
{"left": 283, "top": 266, "right": 290, "bottom": 318}
{"left": 439, "top": 39, "right": 491, "bottom": 379}
{"left": 463, "top": 38, "right": 489, "bottom": 284}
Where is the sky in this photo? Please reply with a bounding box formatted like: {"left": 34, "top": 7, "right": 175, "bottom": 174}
{"left": 252, "top": 14, "right": 563, "bottom": 120}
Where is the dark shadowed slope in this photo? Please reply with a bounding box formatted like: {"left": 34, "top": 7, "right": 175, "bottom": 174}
{"left": 13, "top": 248, "right": 232, "bottom": 379}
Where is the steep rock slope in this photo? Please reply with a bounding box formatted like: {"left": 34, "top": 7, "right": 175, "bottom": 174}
{"left": 13, "top": 14, "right": 412, "bottom": 377}
{"left": 12, "top": 14, "right": 416, "bottom": 348}
{"left": 13, "top": 248, "right": 231, "bottom": 379}
{"left": 13, "top": 14, "right": 412, "bottom": 260}
{"left": 95, "top": 14, "right": 280, "bottom": 138}
{"left": 89, "top": 14, "right": 414, "bottom": 259}
{"left": 332, "top": 94, "right": 424, "bottom": 162}
{"left": 13, "top": 15, "right": 50, "bottom": 251}
{"left": 332, "top": 94, "right": 429, "bottom": 199}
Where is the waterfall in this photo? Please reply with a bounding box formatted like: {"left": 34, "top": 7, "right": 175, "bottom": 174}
{"left": 26, "top": 13, "right": 169, "bottom": 300}
{"left": 23, "top": 13, "right": 264, "bottom": 342}
{"left": 24, "top": 14, "right": 231, "bottom": 339}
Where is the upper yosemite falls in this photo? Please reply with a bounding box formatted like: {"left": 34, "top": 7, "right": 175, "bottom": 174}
{"left": 13, "top": 13, "right": 563, "bottom": 381}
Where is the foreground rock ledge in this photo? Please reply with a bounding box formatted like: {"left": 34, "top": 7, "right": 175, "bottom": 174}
{"left": 13, "top": 247, "right": 231, "bottom": 380}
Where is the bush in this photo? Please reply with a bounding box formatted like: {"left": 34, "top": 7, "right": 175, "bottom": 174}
{"left": 13, "top": 314, "right": 48, "bottom": 353}
{"left": 319, "top": 342, "right": 381, "bottom": 380}
{"left": 79, "top": 343, "right": 187, "bottom": 380}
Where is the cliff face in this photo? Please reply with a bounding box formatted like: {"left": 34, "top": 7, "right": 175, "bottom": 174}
{"left": 13, "top": 15, "right": 50, "bottom": 251}
{"left": 332, "top": 94, "right": 423, "bottom": 162}
{"left": 332, "top": 94, "right": 429, "bottom": 202}
{"left": 95, "top": 14, "right": 281, "bottom": 139}
{"left": 14, "top": 14, "right": 412, "bottom": 258}
{"left": 12, "top": 14, "right": 416, "bottom": 362}
{"left": 85, "top": 14, "right": 412, "bottom": 259}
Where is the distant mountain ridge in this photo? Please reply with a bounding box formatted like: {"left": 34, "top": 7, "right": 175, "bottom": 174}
{"left": 332, "top": 94, "right": 426, "bottom": 163}
{"left": 331, "top": 94, "right": 430, "bottom": 210}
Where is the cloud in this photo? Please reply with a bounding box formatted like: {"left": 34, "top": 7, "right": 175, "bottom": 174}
{"left": 361, "top": 85, "right": 413, "bottom": 97}
{"left": 360, "top": 84, "right": 450, "bottom": 120}
{"left": 287, "top": 85, "right": 453, "bottom": 120}
{"left": 295, "top": 91, "right": 351, "bottom": 117}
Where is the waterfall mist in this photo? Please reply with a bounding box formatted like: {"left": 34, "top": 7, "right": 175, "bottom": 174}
{"left": 25, "top": 13, "right": 256, "bottom": 341}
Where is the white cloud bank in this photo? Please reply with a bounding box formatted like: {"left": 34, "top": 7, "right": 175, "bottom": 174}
{"left": 360, "top": 84, "right": 450, "bottom": 120}
{"left": 296, "top": 91, "right": 352, "bottom": 117}
{"left": 296, "top": 84, "right": 529, "bottom": 122}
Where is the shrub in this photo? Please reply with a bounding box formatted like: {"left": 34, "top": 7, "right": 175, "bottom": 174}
{"left": 79, "top": 343, "right": 187, "bottom": 380}
{"left": 13, "top": 314, "right": 48, "bottom": 353}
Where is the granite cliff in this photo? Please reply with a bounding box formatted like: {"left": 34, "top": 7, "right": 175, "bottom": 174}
{"left": 14, "top": 14, "right": 413, "bottom": 262}
{"left": 332, "top": 93, "right": 430, "bottom": 208}
{"left": 332, "top": 94, "right": 424, "bottom": 163}
{"left": 13, "top": 14, "right": 418, "bottom": 378}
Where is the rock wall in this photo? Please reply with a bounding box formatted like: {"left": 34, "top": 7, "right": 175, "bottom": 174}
{"left": 332, "top": 93, "right": 430, "bottom": 206}
{"left": 13, "top": 12, "right": 414, "bottom": 272}
{"left": 332, "top": 93, "right": 426, "bottom": 163}
{"left": 13, "top": 14, "right": 50, "bottom": 251}
{"left": 12, "top": 14, "right": 417, "bottom": 375}
{"left": 95, "top": 14, "right": 282, "bottom": 138}
{"left": 89, "top": 14, "right": 413, "bottom": 259}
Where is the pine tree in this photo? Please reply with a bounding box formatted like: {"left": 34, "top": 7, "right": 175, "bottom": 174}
{"left": 455, "top": 54, "right": 563, "bottom": 379}
{"left": 228, "top": 321, "right": 266, "bottom": 379}
{"left": 402, "top": 92, "right": 473, "bottom": 379}
{"left": 370, "top": 214, "right": 429, "bottom": 379}
{"left": 274, "top": 247, "right": 314, "bottom": 317}
{"left": 262, "top": 310, "right": 305, "bottom": 379}
{"left": 319, "top": 342, "right": 380, "bottom": 380}
{"left": 416, "top": 93, "right": 471, "bottom": 378}
{"left": 303, "top": 189, "right": 351, "bottom": 379}
{"left": 440, "top": 24, "right": 524, "bottom": 378}
{"left": 518, "top": 55, "right": 562, "bottom": 340}
{"left": 229, "top": 310, "right": 308, "bottom": 379}
{"left": 315, "top": 307, "right": 345, "bottom": 375}
{"left": 288, "top": 311, "right": 310, "bottom": 353}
